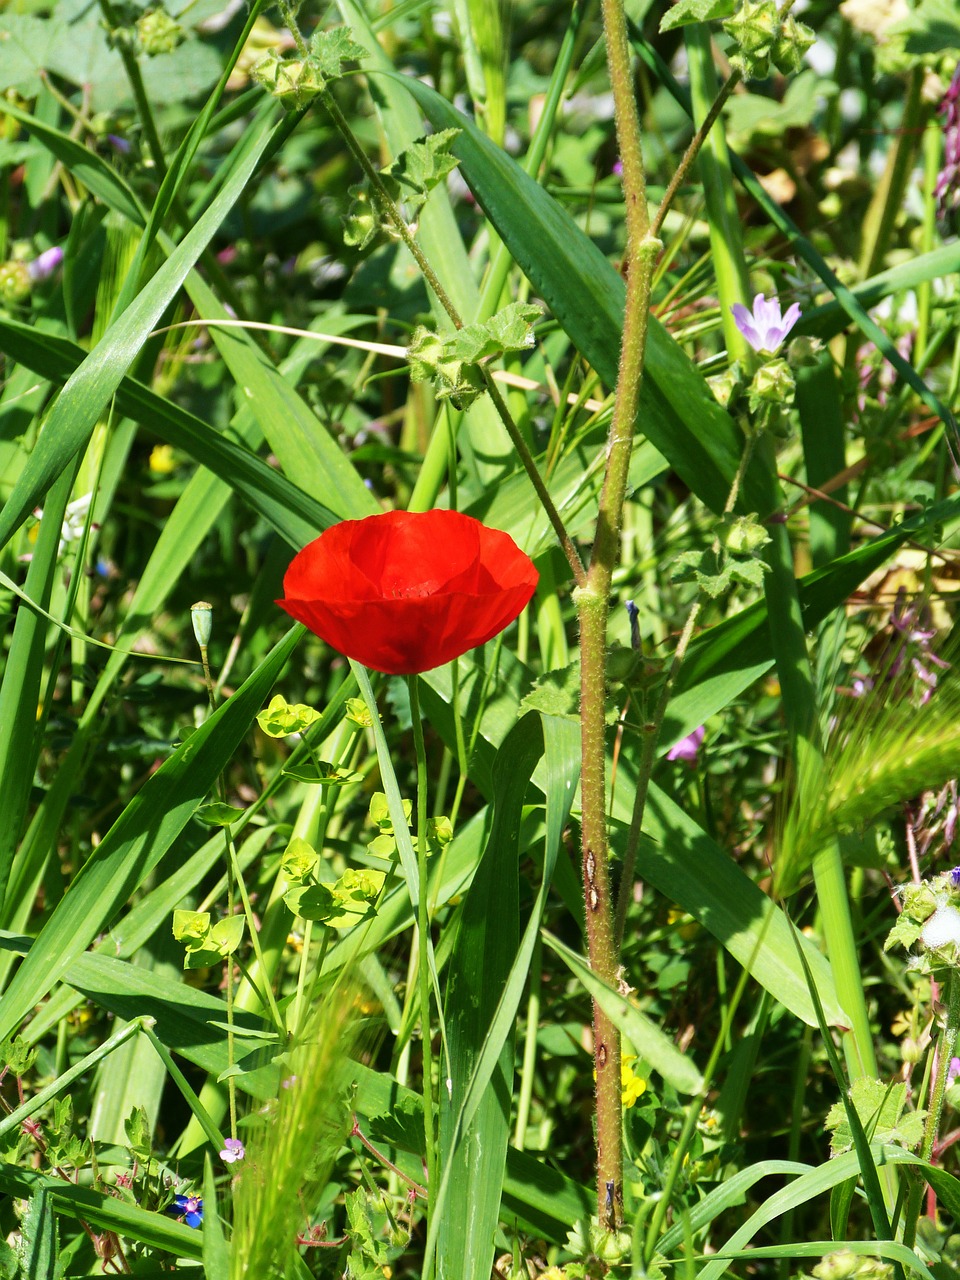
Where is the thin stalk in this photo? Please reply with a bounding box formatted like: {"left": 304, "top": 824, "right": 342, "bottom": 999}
{"left": 651, "top": 68, "right": 741, "bottom": 239}
{"left": 644, "top": 951, "right": 754, "bottom": 1263}
{"left": 315, "top": 81, "right": 585, "bottom": 584}
{"left": 858, "top": 68, "right": 925, "bottom": 280}
{"left": 684, "top": 25, "right": 750, "bottom": 360}
{"left": 514, "top": 936, "right": 543, "bottom": 1150}
{"left": 407, "top": 675, "right": 437, "bottom": 1226}
{"left": 96, "top": 0, "right": 167, "bottom": 176}
{"left": 915, "top": 117, "right": 942, "bottom": 366}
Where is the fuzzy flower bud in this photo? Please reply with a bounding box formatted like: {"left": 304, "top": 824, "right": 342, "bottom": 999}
{"left": 0, "top": 260, "right": 31, "bottom": 304}
{"left": 748, "top": 358, "right": 796, "bottom": 410}
{"left": 136, "top": 9, "right": 185, "bottom": 55}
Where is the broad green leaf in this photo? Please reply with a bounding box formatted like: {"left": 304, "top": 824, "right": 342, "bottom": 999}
{"left": 0, "top": 1164, "right": 201, "bottom": 1261}
{"left": 660, "top": 0, "right": 735, "bottom": 31}
{"left": 0, "top": 318, "right": 334, "bottom": 549}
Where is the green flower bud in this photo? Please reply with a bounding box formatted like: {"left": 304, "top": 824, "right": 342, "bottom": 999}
{"left": 748, "top": 357, "right": 796, "bottom": 409}
{"left": 706, "top": 365, "right": 741, "bottom": 409}
{"left": 190, "top": 600, "right": 213, "bottom": 649}
{"left": 252, "top": 50, "right": 323, "bottom": 109}
{"left": 136, "top": 9, "right": 185, "bottom": 56}
{"left": 787, "top": 334, "right": 824, "bottom": 369}
{"left": 0, "top": 261, "right": 31, "bottom": 304}
{"left": 723, "top": 0, "right": 780, "bottom": 80}
{"left": 723, "top": 513, "right": 770, "bottom": 555}
{"left": 813, "top": 1250, "right": 860, "bottom": 1280}
{"left": 772, "top": 16, "right": 816, "bottom": 75}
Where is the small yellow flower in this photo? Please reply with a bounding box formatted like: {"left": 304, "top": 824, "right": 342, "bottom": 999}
{"left": 621, "top": 1055, "right": 647, "bottom": 1108}
{"left": 149, "top": 444, "right": 176, "bottom": 474}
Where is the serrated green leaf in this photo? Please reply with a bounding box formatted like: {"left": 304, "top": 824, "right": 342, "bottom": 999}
{"left": 387, "top": 128, "right": 461, "bottom": 199}
{"left": 659, "top": 0, "right": 735, "bottom": 32}
{"left": 518, "top": 665, "right": 581, "bottom": 721}
{"left": 308, "top": 26, "right": 367, "bottom": 78}
{"left": 445, "top": 302, "right": 541, "bottom": 364}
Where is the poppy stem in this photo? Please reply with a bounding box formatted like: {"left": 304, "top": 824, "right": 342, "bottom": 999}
{"left": 407, "top": 674, "right": 438, "bottom": 1224}
{"left": 317, "top": 82, "right": 587, "bottom": 588}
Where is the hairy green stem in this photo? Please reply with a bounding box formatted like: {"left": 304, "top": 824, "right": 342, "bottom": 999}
{"left": 651, "top": 67, "right": 741, "bottom": 240}
{"left": 573, "top": 0, "right": 662, "bottom": 1227}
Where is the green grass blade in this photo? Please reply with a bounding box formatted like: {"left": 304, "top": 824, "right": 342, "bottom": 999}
{"left": 436, "top": 712, "right": 545, "bottom": 1280}
{"left": 0, "top": 1164, "right": 201, "bottom": 1261}
{"left": 0, "top": 115, "right": 282, "bottom": 550}
{"left": 0, "top": 318, "right": 333, "bottom": 547}
{"left": 0, "top": 626, "right": 302, "bottom": 1042}
{"left": 543, "top": 930, "right": 704, "bottom": 1093}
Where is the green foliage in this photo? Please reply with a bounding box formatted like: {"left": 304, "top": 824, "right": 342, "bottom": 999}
{"left": 825, "top": 1079, "right": 926, "bottom": 1156}
{"left": 1, "top": 0, "right": 958, "bottom": 1274}
{"left": 659, "top": 0, "right": 735, "bottom": 33}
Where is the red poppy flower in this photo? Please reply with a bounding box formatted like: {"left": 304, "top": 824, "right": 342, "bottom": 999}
{"left": 277, "top": 509, "right": 539, "bottom": 676}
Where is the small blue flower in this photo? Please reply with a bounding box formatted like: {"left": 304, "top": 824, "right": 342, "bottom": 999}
{"left": 168, "top": 1195, "right": 203, "bottom": 1228}
{"left": 949, "top": 866, "right": 960, "bottom": 889}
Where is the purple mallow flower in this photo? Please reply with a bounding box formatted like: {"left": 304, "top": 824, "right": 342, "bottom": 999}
{"left": 731, "top": 294, "right": 801, "bottom": 355}
{"left": 666, "top": 725, "right": 705, "bottom": 765}
{"left": 27, "top": 246, "right": 63, "bottom": 283}
{"left": 220, "top": 1137, "right": 245, "bottom": 1164}
{"left": 949, "top": 1056, "right": 960, "bottom": 1085}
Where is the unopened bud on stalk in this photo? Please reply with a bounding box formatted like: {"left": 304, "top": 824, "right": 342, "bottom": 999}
{"left": 191, "top": 601, "right": 213, "bottom": 650}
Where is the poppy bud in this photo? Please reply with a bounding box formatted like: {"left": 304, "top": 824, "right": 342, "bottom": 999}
{"left": 190, "top": 601, "right": 213, "bottom": 650}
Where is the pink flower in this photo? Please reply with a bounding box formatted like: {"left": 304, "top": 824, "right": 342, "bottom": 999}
{"left": 219, "top": 1137, "right": 245, "bottom": 1164}
{"left": 731, "top": 294, "right": 801, "bottom": 354}
{"left": 666, "top": 725, "right": 705, "bottom": 765}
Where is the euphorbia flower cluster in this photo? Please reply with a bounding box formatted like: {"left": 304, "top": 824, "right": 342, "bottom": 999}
{"left": 277, "top": 509, "right": 538, "bottom": 675}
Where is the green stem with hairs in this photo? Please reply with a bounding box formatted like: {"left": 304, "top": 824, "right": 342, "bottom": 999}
{"left": 317, "top": 86, "right": 585, "bottom": 585}
{"left": 574, "top": 0, "right": 662, "bottom": 1227}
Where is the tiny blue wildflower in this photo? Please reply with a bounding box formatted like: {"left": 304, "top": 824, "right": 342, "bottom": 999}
{"left": 168, "top": 1194, "right": 203, "bottom": 1228}
{"left": 950, "top": 867, "right": 960, "bottom": 888}
{"left": 731, "top": 294, "right": 801, "bottom": 355}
